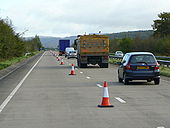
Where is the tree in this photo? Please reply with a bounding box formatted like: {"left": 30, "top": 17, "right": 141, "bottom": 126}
{"left": 0, "top": 17, "right": 43, "bottom": 61}
{"left": 119, "top": 38, "right": 133, "bottom": 53}
{"left": 152, "top": 12, "right": 170, "bottom": 37}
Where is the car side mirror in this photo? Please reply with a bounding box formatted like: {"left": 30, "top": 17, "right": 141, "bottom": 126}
{"left": 122, "top": 60, "right": 126, "bottom": 64}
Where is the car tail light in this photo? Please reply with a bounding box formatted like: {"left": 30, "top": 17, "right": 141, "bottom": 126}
{"left": 125, "top": 63, "right": 132, "bottom": 70}
{"left": 154, "top": 63, "right": 160, "bottom": 70}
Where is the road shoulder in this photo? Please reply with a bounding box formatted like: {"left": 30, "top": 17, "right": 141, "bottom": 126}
{"left": 0, "top": 52, "right": 44, "bottom": 80}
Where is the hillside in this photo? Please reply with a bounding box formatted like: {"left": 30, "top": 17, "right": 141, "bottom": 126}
{"left": 39, "top": 36, "right": 77, "bottom": 48}
{"left": 106, "top": 30, "right": 153, "bottom": 40}
{"left": 26, "top": 30, "right": 154, "bottom": 48}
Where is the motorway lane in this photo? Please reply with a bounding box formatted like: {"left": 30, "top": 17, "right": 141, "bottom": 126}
{"left": 66, "top": 54, "right": 170, "bottom": 128}
{"left": 0, "top": 51, "right": 170, "bottom": 128}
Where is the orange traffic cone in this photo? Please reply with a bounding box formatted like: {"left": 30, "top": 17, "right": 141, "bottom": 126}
{"left": 60, "top": 59, "right": 64, "bottom": 65}
{"left": 69, "top": 64, "right": 76, "bottom": 75}
{"left": 98, "top": 81, "right": 114, "bottom": 107}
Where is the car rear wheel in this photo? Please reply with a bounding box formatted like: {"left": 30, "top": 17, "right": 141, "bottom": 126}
{"left": 118, "top": 77, "right": 123, "bottom": 83}
{"left": 154, "top": 78, "right": 160, "bottom": 85}
{"left": 123, "top": 74, "right": 129, "bottom": 85}
{"left": 118, "top": 72, "right": 123, "bottom": 83}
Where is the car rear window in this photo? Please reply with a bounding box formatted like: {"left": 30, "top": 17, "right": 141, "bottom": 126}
{"left": 69, "top": 51, "right": 76, "bottom": 53}
{"left": 129, "top": 55, "right": 156, "bottom": 64}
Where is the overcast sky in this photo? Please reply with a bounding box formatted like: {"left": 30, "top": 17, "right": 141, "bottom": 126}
{"left": 0, "top": 0, "right": 170, "bottom": 37}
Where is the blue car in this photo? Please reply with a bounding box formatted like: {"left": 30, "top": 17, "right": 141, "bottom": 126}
{"left": 118, "top": 52, "right": 160, "bottom": 85}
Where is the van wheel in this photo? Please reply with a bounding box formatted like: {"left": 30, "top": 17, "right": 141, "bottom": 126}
{"left": 147, "top": 79, "right": 152, "bottom": 82}
{"left": 80, "top": 63, "right": 87, "bottom": 68}
{"left": 123, "top": 74, "right": 129, "bottom": 85}
{"left": 154, "top": 79, "right": 160, "bottom": 85}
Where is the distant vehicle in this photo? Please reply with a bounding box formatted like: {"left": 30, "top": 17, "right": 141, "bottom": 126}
{"left": 59, "top": 40, "right": 70, "bottom": 56}
{"left": 65, "top": 47, "right": 75, "bottom": 57}
{"left": 67, "top": 50, "right": 77, "bottom": 59}
{"left": 75, "top": 34, "right": 109, "bottom": 68}
{"left": 118, "top": 52, "right": 160, "bottom": 85}
{"left": 115, "top": 51, "right": 124, "bottom": 57}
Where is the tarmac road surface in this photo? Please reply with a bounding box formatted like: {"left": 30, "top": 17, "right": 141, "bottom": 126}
{"left": 0, "top": 51, "right": 170, "bottom": 128}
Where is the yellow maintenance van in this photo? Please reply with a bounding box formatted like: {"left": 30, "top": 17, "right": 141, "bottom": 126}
{"left": 75, "top": 34, "right": 109, "bottom": 68}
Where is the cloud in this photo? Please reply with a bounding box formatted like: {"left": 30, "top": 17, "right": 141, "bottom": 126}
{"left": 1, "top": 0, "right": 170, "bottom": 37}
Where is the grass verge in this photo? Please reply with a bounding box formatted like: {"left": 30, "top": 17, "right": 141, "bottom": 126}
{"left": 109, "top": 58, "right": 121, "bottom": 64}
{"left": 160, "top": 66, "right": 170, "bottom": 77}
{"left": 0, "top": 51, "right": 42, "bottom": 70}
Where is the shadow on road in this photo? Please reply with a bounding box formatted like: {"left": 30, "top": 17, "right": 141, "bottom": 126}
{"left": 107, "top": 81, "right": 155, "bottom": 86}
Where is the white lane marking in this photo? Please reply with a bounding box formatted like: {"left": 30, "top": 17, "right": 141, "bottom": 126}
{"left": 157, "top": 127, "right": 165, "bottom": 128}
{"left": 80, "top": 72, "right": 83, "bottom": 74}
{"left": 96, "top": 84, "right": 103, "bottom": 88}
{"left": 0, "top": 52, "right": 45, "bottom": 113}
{"left": 75, "top": 68, "right": 78, "bottom": 70}
{"left": 115, "top": 97, "right": 126, "bottom": 103}
{"left": 86, "top": 76, "right": 91, "bottom": 79}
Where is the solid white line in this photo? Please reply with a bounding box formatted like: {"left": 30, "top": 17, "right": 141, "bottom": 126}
{"left": 157, "top": 126, "right": 165, "bottom": 128}
{"left": 115, "top": 97, "right": 126, "bottom": 103}
{"left": 96, "top": 84, "right": 103, "bottom": 88}
{"left": 86, "top": 76, "right": 91, "bottom": 79}
{"left": 0, "top": 52, "right": 45, "bottom": 113}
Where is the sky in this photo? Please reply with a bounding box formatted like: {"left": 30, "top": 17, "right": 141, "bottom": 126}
{"left": 0, "top": 0, "right": 170, "bottom": 37}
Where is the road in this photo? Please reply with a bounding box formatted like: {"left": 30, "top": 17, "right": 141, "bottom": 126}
{"left": 0, "top": 51, "right": 170, "bottom": 128}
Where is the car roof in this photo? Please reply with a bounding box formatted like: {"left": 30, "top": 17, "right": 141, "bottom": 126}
{"left": 126, "top": 52, "right": 154, "bottom": 56}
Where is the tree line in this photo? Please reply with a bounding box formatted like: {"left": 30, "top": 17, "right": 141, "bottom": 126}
{"left": 109, "top": 12, "right": 170, "bottom": 55}
{"left": 0, "top": 17, "right": 43, "bottom": 61}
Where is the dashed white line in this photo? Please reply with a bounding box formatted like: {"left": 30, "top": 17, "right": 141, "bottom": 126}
{"left": 96, "top": 84, "right": 103, "bottom": 88}
{"left": 86, "top": 76, "right": 91, "bottom": 79}
{"left": 115, "top": 97, "right": 126, "bottom": 103}
{"left": 0, "top": 52, "right": 45, "bottom": 113}
{"left": 80, "top": 72, "right": 83, "bottom": 74}
{"left": 157, "top": 126, "right": 165, "bottom": 128}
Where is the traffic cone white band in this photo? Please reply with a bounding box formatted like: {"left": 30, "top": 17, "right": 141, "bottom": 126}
{"left": 69, "top": 64, "right": 76, "bottom": 75}
{"left": 103, "top": 87, "right": 109, "bottom": 98}
{"left": 72, "top": 65, "right": 74, "bottom": 70}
